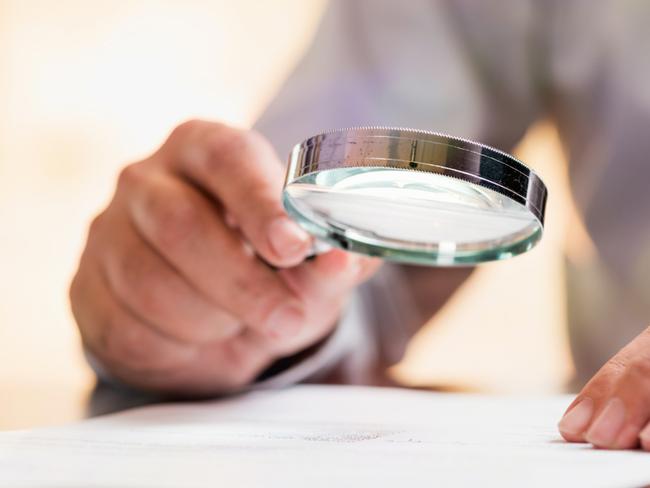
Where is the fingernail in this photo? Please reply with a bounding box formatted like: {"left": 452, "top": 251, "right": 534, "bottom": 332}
{"left": 585, "top": 397, "right": 626, "bottom": 447}
{"left": 558, "top": 398, "right": 594, "bottom": 437}
{"left": 268, "top": 217, "right": 310, "bottom": 261}
{"left": 265, "top": 304, "right": 304, "bottom": 338}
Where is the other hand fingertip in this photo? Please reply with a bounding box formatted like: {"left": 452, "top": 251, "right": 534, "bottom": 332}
{"left": 558, "top": 397, "right": 594, "bottom": 442}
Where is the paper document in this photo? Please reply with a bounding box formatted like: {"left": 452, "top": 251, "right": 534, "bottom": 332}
{"left": 1, "top": 385, "right": 649, "bottom": 487}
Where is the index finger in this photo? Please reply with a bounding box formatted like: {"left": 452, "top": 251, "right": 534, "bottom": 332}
{"left": 163, "top": 120, "right": 312, "bottom": 268}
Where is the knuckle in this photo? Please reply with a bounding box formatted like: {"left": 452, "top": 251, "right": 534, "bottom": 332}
{"left": 170, "top": 119, "right": 206, "bottom": 141}
{"left": 203, "top": 127, "right": 254, "bottom": 167}
{"left": 117, "top": 162, "right": 146, "bottom": 191}
{"left": 625, "top": 356, "right": 650, "bottom": 383}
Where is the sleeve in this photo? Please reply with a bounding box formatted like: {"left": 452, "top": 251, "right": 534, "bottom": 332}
{"left": 251, "top": 0, "right": 546, "bottom": 387}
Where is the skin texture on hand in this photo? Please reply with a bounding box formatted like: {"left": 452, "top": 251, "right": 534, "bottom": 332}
{"left": 70, "top": 120, "right": 380, "bottom": 397}
{"left": 558, "top": 325, "right": 650, "bottom": 450}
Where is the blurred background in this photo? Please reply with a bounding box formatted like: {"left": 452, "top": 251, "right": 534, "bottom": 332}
{"left": 1, "top": 0, "right": 580, "bottom": 428}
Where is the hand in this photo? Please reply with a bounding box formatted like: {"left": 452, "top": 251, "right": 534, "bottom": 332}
{"left": 558, "top": 325, "right": 650, "bottom": 449}
{"left": 70, "top": 120, "right": 380, "bottom": 396}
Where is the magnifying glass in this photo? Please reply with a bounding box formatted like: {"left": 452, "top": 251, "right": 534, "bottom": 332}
{"left": 282, "top": 127, "right": 547, "bottom": 266}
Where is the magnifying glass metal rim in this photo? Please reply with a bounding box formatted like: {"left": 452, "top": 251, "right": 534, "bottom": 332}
{"left": 282, "top": 126, "right": 548, "bottom": 265}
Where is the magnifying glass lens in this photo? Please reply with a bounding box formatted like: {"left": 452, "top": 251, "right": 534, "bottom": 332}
{"left": 284, "top": 168, "right": 541, "bottom": 265}
{"left": 282, "top": 128, "right": 547, "bottom": 266}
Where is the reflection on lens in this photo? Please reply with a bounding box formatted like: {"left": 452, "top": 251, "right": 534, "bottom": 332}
{"left": 283, "top": 168, "right": 542, "bottom": 265}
